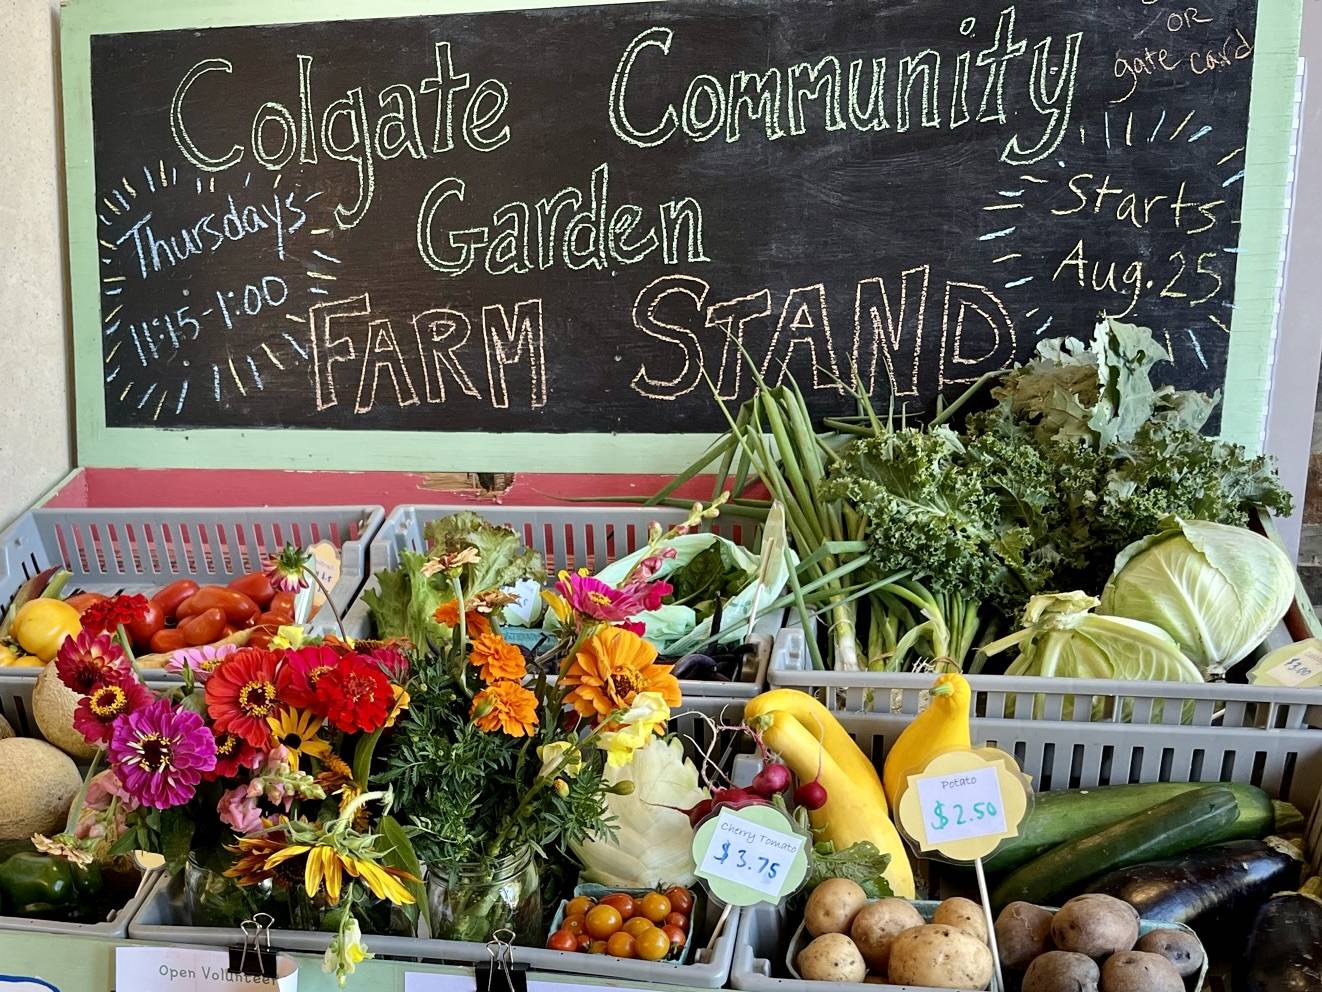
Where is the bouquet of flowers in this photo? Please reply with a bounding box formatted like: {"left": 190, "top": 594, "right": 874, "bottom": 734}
{"left": 380, "top": 504, "right": 722, "bottom": 944}
{"left": 42, "top": 550, "right": 421, "bottom": 987}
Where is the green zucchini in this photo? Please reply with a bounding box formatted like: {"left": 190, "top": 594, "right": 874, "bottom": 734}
{"left": 991, "top": 787, "right": 1241, "bottom": 908}
{"left": 985, "top": 781, "right": 1273, "bottom": 872}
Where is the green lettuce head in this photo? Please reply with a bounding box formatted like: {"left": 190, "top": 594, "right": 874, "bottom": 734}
{"left": 1100, "top": 519, "right": 1295, "bottom": 677}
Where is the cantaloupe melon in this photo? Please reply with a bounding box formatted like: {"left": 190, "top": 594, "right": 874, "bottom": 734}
{"left": 0, "top": 713, "right": 12, "bottom": 740}
{"left": 0, "top": 737, "right": 82, "bottom": 839}
{"left": 32, "top": 662, "right": 98, "bottom": 760}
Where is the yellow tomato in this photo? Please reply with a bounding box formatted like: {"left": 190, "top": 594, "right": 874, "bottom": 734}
{"left": 12, "top": 599, "right": 81, "bottom": 661}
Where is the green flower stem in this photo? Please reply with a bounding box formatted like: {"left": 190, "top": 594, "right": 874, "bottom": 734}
{"left": 304, "top": 566, "right": 347, "bottom": 641}
{"left": 64, "top": 747, "right": 103, "bottom": 835}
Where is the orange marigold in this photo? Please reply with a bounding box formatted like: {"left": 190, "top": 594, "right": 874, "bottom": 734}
{"left": 471, "top": 681, "right": 540, "bottom": 737}
{"left": 469, "top": 632, "right": 527, "bottom": 682}
{"left": 434, "top": 600, "right": 492, "bottom": 639}
{"left": 561, "top": 625, "right": 681, "bottom": 725}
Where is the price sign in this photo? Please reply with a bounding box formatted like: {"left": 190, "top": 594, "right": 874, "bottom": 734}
{"left": 896, "top": 750, "right": 1032, "bottom": 863}
{"left": 405, "top": 975, "right": 655, "bottom": 992}
{"left": 1250, "top": 640, "right": 1322, "bottom": 688}
{"left": 115, "top": 948, "right": 298, "bottom": 991}
{"left": 691, "top": 805, "right": 808, "bottom": 906}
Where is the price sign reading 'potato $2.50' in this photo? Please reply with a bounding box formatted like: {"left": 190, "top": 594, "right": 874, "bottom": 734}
{"left": 916, "top": 767, "right": 1007, "bottom": 845}
{"left": 896, "top": 750, "right": 1032, "bottom": 864}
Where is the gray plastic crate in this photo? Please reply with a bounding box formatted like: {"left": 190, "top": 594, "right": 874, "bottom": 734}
{"left": 770, "top": 627, "right": 1322, "bottom": 731}
{"left": 127, "top": 698, "right": 742, "bottom": 988}
{"left": 734, "top": 902, "right": 1208, "bottom": 992}
{"left": 0, "top": 670, "right": 176, "bottom": 738}
{"left": 0, "top": 505, "right": 384, "bottom": 638}
{"left": 0, "top": 866, "right": 160, "bottom": 938}
{"left": 345, "top": 503, "right": 781, "bottom": 698}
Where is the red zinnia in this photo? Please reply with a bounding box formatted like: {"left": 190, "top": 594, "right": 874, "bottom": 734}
{"left": 56, "top": 631, "right": 132, "bottom": 695}
{"left": 205, "top": 648, "right": 290, "bottom": 748}
{"left": 315, "top": 654, "right": 392, "bottom": 734}
{"left": 206, "top": 729, "right": 265, "bottom": 781}
{"left": 79, "top": 594, "right": 150, "bottom": 635}
{"left": 73, "top": 677, "right": 153, "bottom": 745}
{"left": 283, "top": 645, "right": 343, "bottom": 712}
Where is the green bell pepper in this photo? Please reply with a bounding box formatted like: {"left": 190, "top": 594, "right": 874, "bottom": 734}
{"left": 0, "top": 851, "right": 102, "bottom": 915}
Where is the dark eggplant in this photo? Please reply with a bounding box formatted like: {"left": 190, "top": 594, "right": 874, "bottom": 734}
{"left": 1085, "top": 837, "right": 1303, "bottom": 948}
{"left": 1239, "top": 877, "right": 1322, "bottom": 992}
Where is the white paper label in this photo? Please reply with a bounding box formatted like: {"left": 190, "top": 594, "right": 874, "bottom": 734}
{"left": 915, "top": 765, "right": 1008, "bottom": 844}
{"left": 405, "top": 976, "right": 653, "bottom": 992}
{"left": 115, "top": 948, "right": 297, "bottom": 991}
{"left": 695, "top": 806, "right": 806, "bottom": 899}
{"left": 1259, "top": 646, "right": 1322, "bottom": 687}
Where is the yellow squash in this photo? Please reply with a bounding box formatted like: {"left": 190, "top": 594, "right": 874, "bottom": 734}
{"left": 11, "top": 599, "right": 80, "bottom": 662}
{"left": 749, "top": 696, "right": 915, "bottom": 898}
{"left": 882, "top": 672, "right": 972, "bottom": 808}
{"left": 745, "top": 689, "right": 884, "bottom": 800}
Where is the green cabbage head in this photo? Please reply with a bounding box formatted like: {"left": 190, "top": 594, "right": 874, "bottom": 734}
{"left": 1101, "top": 519, "right": 1295, "bottom": 677}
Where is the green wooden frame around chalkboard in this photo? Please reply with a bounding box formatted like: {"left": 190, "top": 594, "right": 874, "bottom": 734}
{"left": 59, "top": 0, "right": 1305, "bottom": 472}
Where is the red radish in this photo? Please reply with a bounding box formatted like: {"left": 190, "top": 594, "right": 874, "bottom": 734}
{"left": 750, "top": 762, "right": 792, "bottom": 797}
{"left": 795, "top": 780, "right": 828, "bottom": 810}
{"left": 683, "top": 798, "right": 714, "bottom": 827}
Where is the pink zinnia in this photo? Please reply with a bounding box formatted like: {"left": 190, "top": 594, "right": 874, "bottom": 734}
{"left": 557, "top": 574, "right": 636, "bottom": 623}
{"left": 616, "top": 620, "right": 647, "bottom": 636}
{"left": 167, "top": 642, "right": 239, "bottom": 681}
{"left": 622, "top": 578, "right": 673, "bottom": 612}
{"left": 56, "top": 631, "right": 131, "bottom": 695}
{"left": 73, "top": 677, "right": 153, "bottom": 745}
{"left": 218, "top": 783, "right": 264, "bottom": 833}
{"left": 362, "top": 643, "right": 409, "bottom": 681}
{"left": 109, "top": 699, "right": 217, "bottom": 810}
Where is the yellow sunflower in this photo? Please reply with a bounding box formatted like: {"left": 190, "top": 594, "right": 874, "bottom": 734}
{"left": 267, "top": 708, "right": 331, "bottom": 772}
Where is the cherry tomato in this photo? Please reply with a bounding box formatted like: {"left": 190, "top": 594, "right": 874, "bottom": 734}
{"left": 151, "top": 579, "right": 200, "bottom": 619}
{"left": 623, "top": 917, "right": 652, "bottom": 938}
{"left": 664, "top": 886, "right": 694, "bottom": 916}
{"left": 125, "top": 599, "right": 165, "bottom": 650}
{"left": 600, "top": 893, "right": 635, "bottom": 919}
{"left": 149, "top": 628, "right": 188, "bottom": 653}
{"left": 64, "top": 592, "right": 108, "bottom": 614}
{"left": 228, "top": 572, "right": 276, "bottom": 609}
{"left": 635, "top": 926, "right": 671, "bottom": 962}
{"left": 270, "top": 590, "right": 296, "bottom": 616}
{"left": 638, "top": 892, "right": 671, "bottom": 924}
{"left": 177, "top": 586, "right": 260, "bottom": 624}
{"left": 665, "top": 912, "right": 688, "bottom": 929}
{"left": 576, "top": 933, "right": 592, "bottom": 950}
{"left": 560, "top": 915, "right": 586, "bottom": 936}
{"left": 587, "top": 941, "right": 607, "bottom": 955}
{"left": 662, "top": 924, "right": 686, "bottom": 949}
{"left": 604, "top": 931, "right": 636, "bottom": 959}
{"left": 584, "top": 905, "right": 622, "bottom": 940}
{"left": 565, "top": 896, "right": 595, "bottom": 918}
{"left": 546, "top": 931, "right": 577, "bottom": 953}
{"left": 179, "top": 607, "right": 226, "bottom": 646}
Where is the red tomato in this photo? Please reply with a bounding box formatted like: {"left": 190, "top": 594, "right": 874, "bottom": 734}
{"left": 149, "top": 628, "right": 188, "bottom": 653}
{"left": 151, "top": 580, "right": 200, "bottom": 619}
{"left": 546, "top": 931, "right": 578, "bottom": 953}
{"left": 179, "top": 607, "right": 226, "bottom": 646}
{"left": 270, "top": 590, "right": 296, "bottom": 616}
{"left": 177, "top": 587, "right": 259, "bottom": 624}
{"left": 125, "top": 599, "right": 165, "bottom": 650}
{"left": 228, "top": 572, "right": 276, "bottom": 609}
{"left": 665, "top": 912, "right": 688, "bottom": 930}
{"left": 664, "top": 886, "right": 694, "bottom": 916}
{"left": 662, "top": 924, "right": 686, "bottom": 949}
{"left": 600, "top": 893, "right": 635, "bottom": 919}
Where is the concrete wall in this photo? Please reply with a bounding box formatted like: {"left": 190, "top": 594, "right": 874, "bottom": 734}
{"left": 0, "top": 0, "right": 72, "bottom": 528}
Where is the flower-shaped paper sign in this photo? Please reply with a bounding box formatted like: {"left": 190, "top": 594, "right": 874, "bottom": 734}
{"left": 690, "top": 804, "right": 810, "bottom": 907}
{"left": 895, "top": 749, "right": 1033, "bottom": 864}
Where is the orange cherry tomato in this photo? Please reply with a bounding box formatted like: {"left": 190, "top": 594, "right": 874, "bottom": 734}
{"left": 622, "top": 917, "right": 653, "bottom": 938}
{"left": 64, "top": 592, "right": 108, "bottom": 614}
{"left": 587, "top": 940, "right": 607, "bottom": 955}
{"left": 665, "top": 911, "right": 688, "bottom": 930}
{"left": 636, "top": 926, "right": 671, "bottom": 962}
{"left": 604, "top": 931, "right": 636, "bottom": 959}
{"left": 565, "top": 896, "right": 595, "bottom": 918}
{"left": 179, "top": 607, "right": 226, "bottom": 646}
{"left": 151, "top": 579, "right": 200, "bottom": 620}
{"left": 664, "top": 886, "right": 694, "bottom": 916}
{"left": 546, "top": 931, "right": 577, "bottom": 953}
{"left": 560, "top": 915, "right": 586, "bottom": 936}
{"left": 149, "top": 628, "right": 188, "bottom": 653}
{"left": 638, "top": 892, "right": 671, "bottom": 924}
{"left": 228, "top": 572, "right": 276, "bottom": 609}
{"left": 662, "top": 924, "right": 687, "bottom": 949}
{"left": 600, "top": 893, "right": 635, "bottom": 919}
{"left": 584, "top": 905, "right": 622, "bottom": 940}
{"left": 576, "top": 933, "right": 592, "bottom": 951}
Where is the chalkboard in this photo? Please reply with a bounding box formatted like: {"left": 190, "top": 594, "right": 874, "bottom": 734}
{"left": 65, "top": 0, "right": 1302, "bottom": 469}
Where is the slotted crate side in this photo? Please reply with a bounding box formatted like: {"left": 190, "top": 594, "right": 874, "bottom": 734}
{"left": 344, "top": 505, "right": 779, "bottom": 700}
{"left": 770, "top": 628, "right": 1322, "bottom": 731}
{"left": 1, "top": 506, "right": 384, "bottom": 633}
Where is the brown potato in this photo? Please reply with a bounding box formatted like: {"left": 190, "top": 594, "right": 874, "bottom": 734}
{"left": 1135, "top": 928, "right": 1205, "bottom": 977}
{"left": 888, "top": 924, "right": 994, "bottom": 990}
{"left": 1100, "top": 951, "right": 1184, "bottom": 992}
{"left": 1023, "top": 950, "right": 1100, "bottom": 992}
{"left": 1051, "top": 894, "right": 1139, "bottom": 959}
{"left": 797, "top": 932, "right": 868, "bottom": 983}
{"left": 995, "top": 901, "right": 1055, "bottom": 970}
{"left": 933, "top": 896, "right": 989, "bottom": 943}
{"left": 850, "top": 899, "right": 925, "bottom": 973}
{"left": 805, "top": 878, "right": 870, "bottom": 936}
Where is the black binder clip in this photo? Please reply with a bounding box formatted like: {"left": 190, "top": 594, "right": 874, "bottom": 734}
{"left": 228, "top": 912, "right": 278, "bottom": 979}
{"left": 475, "top": 929, "right": 528, "bottom": 992}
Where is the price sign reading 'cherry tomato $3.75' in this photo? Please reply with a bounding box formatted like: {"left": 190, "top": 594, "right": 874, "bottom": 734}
{"left": 692, "top": 805, "right": 809, "bottom": 906}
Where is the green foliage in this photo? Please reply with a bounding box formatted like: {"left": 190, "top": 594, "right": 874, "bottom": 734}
{"left": 663, "top": 542, "right": 756, "bottom": 623}
{"left": 423, "top": 512, "right": 544, "bottom": 595}
{"left": 804, "top": 841, "right": 894, "bottom": 900}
